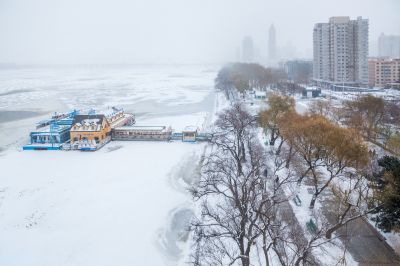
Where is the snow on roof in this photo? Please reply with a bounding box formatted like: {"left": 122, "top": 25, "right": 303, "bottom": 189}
{"left": 305, "top": 87, "right": 320, "bottom": 91}
{"left": 102, "top": 107, "right": 124, "bottom": 118}
{"left": 82, "top": 118, "right": 100, "bottom": 125}
{"left": 183, "top": 126, "right": 198, "bottom": 132}
{"left": 255, "top": 91, "right": 267, "bottom": 96}
{"left": 33, "top": 124, "right": 70, "bottom": 133}
{"left": 115, "top": 126, "right": 168, "bottom": 131}
{"left": 71, "top": 115, "right": 107, "bottom": 131}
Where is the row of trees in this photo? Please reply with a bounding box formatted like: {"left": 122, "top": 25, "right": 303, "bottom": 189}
{"left": 215, "top": 63, "right": 286, "bottom": 97}
{"left": 260, "top": 94, "right": 370, "bottom": 213}
{"left": 190, "top": 103, "right": 361, "bottom": 266}
{"left": 191, "top": 104, "right": 316, "bottom": 265}
{"left": 307, "top": 94, "right": 400, "bottom": 154}
{"left": 190, "top": 81, "right": 399, "bottom": 264}
{"left": 261, "top": 93, "right": 400, "bottom": 234}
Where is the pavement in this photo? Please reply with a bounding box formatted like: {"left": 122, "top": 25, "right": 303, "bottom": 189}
{"left": 321, "top": 192, "right": 400, "bottom": 266}
{"left": 272, "top": 180, "right": 320, "bottom": 265}
{"left": 267, "top": 164, "right": 399, "bottom": 265}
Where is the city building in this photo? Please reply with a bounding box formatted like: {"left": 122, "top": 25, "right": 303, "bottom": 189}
{"left": 23, "top": 110, "right": 79, "bottom": 150}
{"left": 70, "top": 114, "right": 111, "bottom": 151}
{"left": 182, "top": 126, "right": 198, "bottom": 142}
{"left": 284, "top": 60, "right": 313, "bottom": 84}
{"left": 313, "top": 16, "right": 369, "bottom": 89}
{"left": 23, "top": 123, "right": 72, "bottom": 150}
{"left": 302, "top": 87, "right": 321, "bottom": 98}
{"left": 103, "top": 107, "right": 135, "bottom": 128}
{"left": 268, "top": 24, "right": 277, "bottom": 62}
{"left": 254, "top": 90, "right": 267, "bottom": 99}
{"left": 242, "top": 36, "right": 254, "bottom": 62}
{"left": 112, "top": 126, "right": 172, "bottom": 141}
{"left": 378, "top": 33, "right": 400, "bottom": 58}
{"left": 22, "top": 106, "right": 211, "bottom": 151}
{"left": 368, "top": 58, "right": 400, "bottom": 88}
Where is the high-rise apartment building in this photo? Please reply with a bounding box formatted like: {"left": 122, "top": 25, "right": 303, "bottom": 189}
{"left": 268, "top": 24, "right": 277, "bottom": 61}
{"left": 368, "top": 58, "right": 400, "bottom": 88}
{"left": 313, "top": 16, "right": 369, "bottom": 88}
{"left": 378, "top": 33, "right": 400, "bottom": 58}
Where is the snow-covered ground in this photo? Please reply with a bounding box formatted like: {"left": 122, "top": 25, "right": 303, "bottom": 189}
{"left": 322, "top": 88, "right": 400, "bottom": 102}
{"left": 0, "top": 65, "right": 217, "bottom": 151}
{"left": 0, "top": 65, "right": 220, "bottom": 265}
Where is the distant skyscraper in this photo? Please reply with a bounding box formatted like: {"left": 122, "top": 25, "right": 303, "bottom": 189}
{"left": 268, "top": 24, "right": 277, "bottom": 61}
{"left": 378, "top": 33, "right": 400, "bottom": 58}
{"left": 242, "top": 36, "right": 254, "bottom": 62}
{"left": 313, "top": 16, "right": 369, "bottom": 88}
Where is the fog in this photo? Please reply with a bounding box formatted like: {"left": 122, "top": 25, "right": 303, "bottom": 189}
{"left": 0, "top": 0, "right": 399, "bottom": 65}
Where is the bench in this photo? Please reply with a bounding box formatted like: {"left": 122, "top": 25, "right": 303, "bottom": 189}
{"left": 293, "top": 194, "right": 302, "bottom": 206}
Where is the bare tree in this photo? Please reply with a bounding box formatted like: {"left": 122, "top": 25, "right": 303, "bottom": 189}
{"left": 213, "top": 103, "right": 256, "bottom": 174}
{"left": 191, "top": 104, "right": 356, "bottom": 265}
{"left": 308, "top": 99, "right": 333, "bottom": 118}
{"left": 325, "top": 171, "right": 372, "bottom": 239}
{"left": 191, "top": 104, "right": 267, "bottom": 266}
{"left": 191, "top": 134, "right": 270, "bottom": 265}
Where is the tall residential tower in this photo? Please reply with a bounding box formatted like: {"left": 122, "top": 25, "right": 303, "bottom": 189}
{"left": 313, "top": 16, "right": 369, "bottom": 88}
{"left": 268, "top": 24, "right": 277, "bottom": 62}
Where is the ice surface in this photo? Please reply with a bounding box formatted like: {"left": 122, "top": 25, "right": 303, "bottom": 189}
{"left": 0, "top": 65, "right": 218, "bottom": 151}
{"left": 0, "top": 65, "right": 219, "bottom": 265}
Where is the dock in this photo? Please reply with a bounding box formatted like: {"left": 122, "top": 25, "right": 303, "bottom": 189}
{"left": 23, "top": 107, "right": 212, "bottom": 151}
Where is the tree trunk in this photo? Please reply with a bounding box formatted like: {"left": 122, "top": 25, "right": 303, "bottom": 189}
{"left": 294, "top": 252, "right": 307, "bottom": 266}
{"left": 263, "top": 249, "right": 270, "bottom": 266}
{"left": 309, "top": 194, "right": 317, "bottom": 209}
{"left": 262, "top": 234, "right": 270, "bottom": 266}
{"left": 240, "top": 255, "right": 250, "bottom": 266}
{"left": 285, "top": 146, "right": 293, "bottom": 168}
{"left": 241, "top": 142, "right": 246, "bottom": 162}
{"left": 325, "top": 223, "right": 342, "bottom": 239}
{"left": 270, "top": 129, "right": 276, "bottom": 146}
{"left": 276, "top": 138, "right": 284, "bottom": 155}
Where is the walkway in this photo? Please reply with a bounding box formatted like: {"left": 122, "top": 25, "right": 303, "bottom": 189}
{"left": 321, "top": 193, "right": 400, "bottom": 265}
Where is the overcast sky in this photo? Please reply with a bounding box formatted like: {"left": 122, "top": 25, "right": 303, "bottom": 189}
{"left": 0, "top": 0, "right": 399, "bottom": 64}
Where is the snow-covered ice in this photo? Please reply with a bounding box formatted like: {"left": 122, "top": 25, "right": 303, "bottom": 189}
{"left": 0, "top": 142, "right": 205, "bottom": 266}
{"left": 0, "top": 65, "right": 217, "bottom": 151}
{"left": 0, "top": 65, "right": 219, "bottom": 265}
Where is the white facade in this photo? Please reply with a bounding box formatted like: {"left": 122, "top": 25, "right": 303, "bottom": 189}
{"left": 313, "top": 16, "right": 369, "bottom": 86}
{"left": 313, "top": 23, "right": 330, "bottom": 81}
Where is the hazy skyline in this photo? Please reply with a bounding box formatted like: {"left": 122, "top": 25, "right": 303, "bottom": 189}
{"left": 0, "top": 0, "right": 399, "bottom": 65}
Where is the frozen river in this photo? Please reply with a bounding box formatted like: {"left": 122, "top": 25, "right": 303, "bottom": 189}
{"left": 0, "top": 65, "right": 220, "bottom": 265}
{"left": 0, "top": 64, "right": 218, "bottom": 151}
